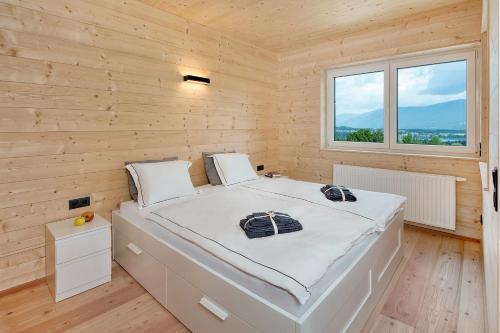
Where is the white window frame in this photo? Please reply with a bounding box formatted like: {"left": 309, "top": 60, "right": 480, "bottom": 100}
{"left": 325, "top": 63, "right": 390, "bottom": 150}
{"left": 322, "top": 47, "right": 479, "bottom": 157}
{"left": 389, "top": 51, "right": 477, "bottom": 155}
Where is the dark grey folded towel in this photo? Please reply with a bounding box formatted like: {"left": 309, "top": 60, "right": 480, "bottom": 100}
{"left": 321, "top": 185, "right": 357, "bottom": 202}
{"left": 240, "top": 211, "right": 303, "bottom": 239}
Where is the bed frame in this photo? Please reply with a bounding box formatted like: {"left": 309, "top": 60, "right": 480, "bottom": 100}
{"left": 112, "top": 210, "right": 404, "bottom": 333}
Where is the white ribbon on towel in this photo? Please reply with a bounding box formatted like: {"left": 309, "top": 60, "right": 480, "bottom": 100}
{"left": 324, "top": 185, "right": 346, "bottom": 201}
{"left": 243, "top": 211, "right": 289, "bottom": 235}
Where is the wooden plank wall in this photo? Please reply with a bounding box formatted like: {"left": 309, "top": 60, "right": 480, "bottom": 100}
{"left": 0, "top": 0, "right": 279, "bottom": 291}
{"left": 277, "top": 0, "right": 485, "bottom": 240}
{"left": 0, "top": 0, "right": 487, "bottom": 291}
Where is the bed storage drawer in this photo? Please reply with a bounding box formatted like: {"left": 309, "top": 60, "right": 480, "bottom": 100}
{"left": 167, "top": 272, "right": 258, "bottom": 333}
{"left": 114, "top": 230, "right": 166, "bottom": 306}
{"left": 374, "top": 222, "right": 402, "bottom": 282}
{"left": 300, "top": 263, "right": 373, "bottom": 333}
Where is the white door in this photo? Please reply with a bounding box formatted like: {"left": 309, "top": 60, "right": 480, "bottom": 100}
{"left": 482, "top": 169, "right": 498, "bottom": 333}
{"left": 484, "top": 1, "right": 499, "bottom": 331}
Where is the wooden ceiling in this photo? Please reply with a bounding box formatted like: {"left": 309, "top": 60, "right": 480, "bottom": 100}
{"left": 141, "top": 0, "right": 470, "bottom": 52}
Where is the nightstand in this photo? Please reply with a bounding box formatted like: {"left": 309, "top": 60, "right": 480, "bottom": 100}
{"left": 46, "top": 214, "right": 111, "bottom": 302}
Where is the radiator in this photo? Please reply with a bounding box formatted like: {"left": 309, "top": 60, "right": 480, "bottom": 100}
{"left": 333, "top": 164, "right": 458, "bottom": 230}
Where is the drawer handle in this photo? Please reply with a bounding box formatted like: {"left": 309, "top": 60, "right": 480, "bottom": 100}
{"left": 199, "top": 297, "right": 228, "bottom": 321}
{"left": 127, "top": 243, "right": 143, "bottom": 255}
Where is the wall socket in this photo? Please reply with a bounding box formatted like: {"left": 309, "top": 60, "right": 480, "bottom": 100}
{"left": 69, "top": 196, "right": 91, "bottom": 210}
{"left": 257, "top": 165, "right": 264, "bottom": 171}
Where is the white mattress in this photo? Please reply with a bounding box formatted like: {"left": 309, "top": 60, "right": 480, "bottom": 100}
{"left": 118, "top": 186, "right": 396, "bottom": 316}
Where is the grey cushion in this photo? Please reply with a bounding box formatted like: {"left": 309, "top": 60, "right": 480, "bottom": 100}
{"left": 124, "top": 156, "right": 178, "bottom": 201}
{"left": 202, "top": 151, "right": 234, "bottom": 185}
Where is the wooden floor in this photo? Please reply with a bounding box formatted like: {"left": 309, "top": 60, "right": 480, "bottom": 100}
{"left": 367, "top": 226, "right": 485, "bottom": 333}
{"left": 0, "top": 225, "right": 484, "bottom": 333}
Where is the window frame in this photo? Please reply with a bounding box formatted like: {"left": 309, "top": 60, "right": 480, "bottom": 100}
{"left": 389, "top": 51, "right": 477, "bottom": 155}
{"left": 322, "top": 48, "right": 479, "bottom": 157}
{"left": 325, "top": 62, "right": 390, "bottom": 150}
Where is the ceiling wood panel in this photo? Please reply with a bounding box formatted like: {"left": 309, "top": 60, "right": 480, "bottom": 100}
{"left": 142, "top": 0, "right": 469, "bottom": 51}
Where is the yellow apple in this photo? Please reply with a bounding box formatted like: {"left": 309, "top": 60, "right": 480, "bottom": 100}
{"left": 74, "top": 216, "right": 86, "bottom": 226}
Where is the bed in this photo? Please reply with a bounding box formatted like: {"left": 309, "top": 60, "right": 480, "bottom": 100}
{"left": 112, "top": 177, "right": 405, "bottom": 333}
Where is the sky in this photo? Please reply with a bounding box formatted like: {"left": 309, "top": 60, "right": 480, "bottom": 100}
{"left": 334, "top": 60, "right": 467, "bottom": 115}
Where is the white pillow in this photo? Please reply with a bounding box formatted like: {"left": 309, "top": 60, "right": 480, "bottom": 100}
{"left": 125, "top": 160, "right": 196, "bottom": 208}
{"left": 212, "top": 153, "right": 258, "bottom": 186}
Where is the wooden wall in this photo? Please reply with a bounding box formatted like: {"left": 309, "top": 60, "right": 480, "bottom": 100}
{"left": 277, "top": 0, "right": 485, "bottom": 239}
{"left": 0, "top": 0, "right": 487, "bottom": 291}
{"left": 0, "top": 0, "right": 278, "bottom": 291}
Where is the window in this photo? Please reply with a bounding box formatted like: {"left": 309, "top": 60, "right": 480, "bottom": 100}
{"left": 326, "top": 63, "right": 389, "bottom": 149}
{"left": 334, "top": 71, "right": 385, "bottom": 143}
{"left": 324, "top": 49, "right": 478, "bottom": 156}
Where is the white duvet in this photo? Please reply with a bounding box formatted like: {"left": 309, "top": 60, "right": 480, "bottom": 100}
{"left": 146, "top": 178, "right": 405, "bottom": 304}
{"left": 242, "top": 178, "right": 406, "bottom": 231}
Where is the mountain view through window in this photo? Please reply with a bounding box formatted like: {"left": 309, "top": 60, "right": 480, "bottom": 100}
{"left": 333, "top": 60, "right": 467, "bottom": 146}
{"left": 396, "top": 60, "right": 466, "bottom": 146}
{"left": 334, "top": 71, "right": 385, "bottom": 143}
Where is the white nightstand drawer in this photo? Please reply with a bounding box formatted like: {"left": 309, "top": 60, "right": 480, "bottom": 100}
{"left": 46, "top": 214, "right": 111, "bottom": 302}
{"left": 56, "top": 249, "right": 111, "bottom": 294}
{"left": 56, "top": 228, "right": 111, "bottom": 264}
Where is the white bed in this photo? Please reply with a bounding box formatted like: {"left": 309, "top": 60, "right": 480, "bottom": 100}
{"left": 119, "top": 199, "right": 379, "bottom": 316}
{"left": 112, "top": 177, "right": 405, "bottom": 333}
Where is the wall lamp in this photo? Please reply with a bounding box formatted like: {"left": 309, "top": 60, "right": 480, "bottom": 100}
{"left": 183, "top": 75, "right": 210, "bottom": 85}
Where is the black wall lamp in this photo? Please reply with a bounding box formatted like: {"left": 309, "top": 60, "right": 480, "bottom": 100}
{"left": 183, "top": 75, "right": 210, "bottom": 85}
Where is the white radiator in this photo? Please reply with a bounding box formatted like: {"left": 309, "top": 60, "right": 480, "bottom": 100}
{"left": 333, "top": 164, "right": 458, "bottom": 230}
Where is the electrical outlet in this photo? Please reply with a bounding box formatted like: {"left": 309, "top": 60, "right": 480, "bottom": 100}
{"left": 69, "top": 196, "right": 91, "bottom": 210}
{"left": 257, "top": 165, "right": 264, "bottom": 171}
{"left": 80, "top": 196, "right": 90, "bottom": 207}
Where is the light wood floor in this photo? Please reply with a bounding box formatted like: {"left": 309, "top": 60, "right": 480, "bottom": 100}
{"left": 367, "top": 226, "right": 485, "bottom": 333}
{"left": 0, "top": 225, "right": 484, "bottom": 333}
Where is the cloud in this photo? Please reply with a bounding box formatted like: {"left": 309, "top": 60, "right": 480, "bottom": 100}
{"left": 335, "top": 71, "right": 384, "bottom": 115}
{"left": 420, "top": 60, "right": 466, "bottom": 95}
{"left": 397, "top": 60, "right": 466, "bottom": 107}
{"left": 333, "top": 60, "right": 467, "bottom": 115}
